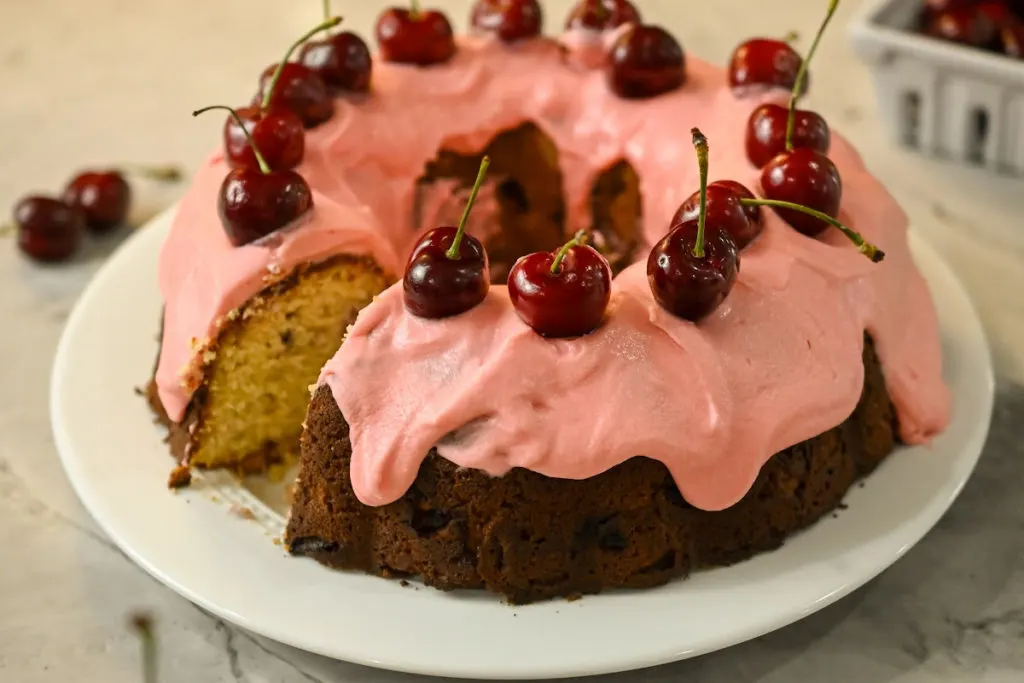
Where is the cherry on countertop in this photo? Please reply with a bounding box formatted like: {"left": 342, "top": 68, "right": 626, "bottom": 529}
{"left": 14, "top": 196, "right": 85, "bottom": 263}
{"left": 62, "top": 170, "right": 131, "bottom": 232}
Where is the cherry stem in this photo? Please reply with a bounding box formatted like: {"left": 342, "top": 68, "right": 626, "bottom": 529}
{"left": 121, "top": 164, "right": 183, "bottom": 183}
{"left": 129, "top": 613, "right": 158, "bottom": 683}
{"left": 690, "top": 127, "right": 710, "bottom": 260}
{"left": 786, "top": 0, "right": 840, "bottom": 151}
{"left": 261, "top": 17, "right": 343, "bottom": 111}
{"left": 739, "top": 197, "right": 884, "bottom": 262}
{"left": 411, "top": 0, "right": 421, "bottom": 18}
{"left": 782, "top": 31, "right": 800, "bottom": 43}
{"left": 445, "top": 156, "right": 490, "bottom": 260}
{"left": 322, "top": 0, "right": 331, "bottom": 26}
{"left": 551, "top": 230, "right": 588, "bottom": 275}
{"left": 192, "top": 105, "right": 271, "bottom": 175}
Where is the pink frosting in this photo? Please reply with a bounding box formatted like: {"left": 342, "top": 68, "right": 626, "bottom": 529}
{"left": 156, "top": 34, "right": 951, "bottom": 511}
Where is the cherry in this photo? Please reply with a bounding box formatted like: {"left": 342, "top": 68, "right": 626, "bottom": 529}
{"left": 712, "top": 180, "right": 763, "bottom": 229}
{"left": 508, "top": 231, "right": 612, "bottom": 338}
{"left": 194, "top": 106, "right": 313, "bottom": 247}
{"left": 565, "top": 0, "right": 641, "bottom": 31}
{"left": 648, "top": 129, "right": 740, "bottom": 322}
{"left": 299, "top": 3, "right": 372, "bottom": 92}
{"left": 672, "top": 181, "right": 763, "bottom": 249}
{"left": 759, "top": 148, "right": 841, "bottom": 237}
{"left": 14, "top": 196, "right": 84, "bottom": 263}
{"left": 727, "top": 39, "right": 806, "bottom": 95}
{"left": 376, "top": 2, "right": 456, "bottom": 66}
{"left": 256, "top": 18, "right": 342, "bottom": 129}
{"left": 745, "top": 103, "right": 830, "bottom": 168}
{"left": 404, "top": 157, "right": 491, "bottom": 318}
{"left": 923, "top": 0, "right": 976, "bottom": 12}
{"left": 743, "top": 1, "right": 837, "bottom": 167}
{"left": 608, "top": 25, "right": 686, "bottom": 99}
{"left": 978, "top": 1, "right": 1015, "bottom": 27}
{"left": 924, "top": 8, "right": 998, "bottom": 47}
{"left": 222, "top": 105, "right": 305, "bottom": 171}
{"left": 62, "top": 170, "right": 131, "bottom": 232}
{"left": 471, "top": 0, "right": 543, "bottom": 42}
{"left": 1002, "top": 22, "right": 1024, "bottom": 56}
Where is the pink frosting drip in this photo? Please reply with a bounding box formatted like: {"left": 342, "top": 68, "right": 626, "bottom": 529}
{"left": 155, "top": 34, "right": 950, "bottom": 511}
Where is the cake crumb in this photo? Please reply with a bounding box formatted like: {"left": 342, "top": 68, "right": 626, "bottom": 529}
{"left": 272, "top": 537, "right": 283, "bottom": 546}
{"left": 230, "top": 504, "right": 256, "bottom": 520}
{"left": 167, "top": 465, "right": 192, "bottom": 489}
{"left": 400, "top": 580, "right": 410, "bottom": 588}
{"left": 566, "top": 593, "right": 583, "bottom": 603}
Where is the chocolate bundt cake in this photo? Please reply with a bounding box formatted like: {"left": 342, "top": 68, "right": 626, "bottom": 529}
{"left": 149, "top": 2, "right": 951, "bottom": 603}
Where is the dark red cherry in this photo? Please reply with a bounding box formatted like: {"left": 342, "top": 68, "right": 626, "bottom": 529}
{"left": 978, "top": 1, "right": 1015, "bottom": 27}
{"left": 404, "top": 227, "right": 489, "bottom": 318}
{"left": 62, "top": 170, "right": 131, "bottom": 232}
{"left": 298, "top": 31, "right": 373, "bottom": 92}
{"left": 647, "top": 221, "right": 739, "bottom": 322}
{"left": 760, "top": 148, "right": 842, "bottom": 237}
{"left": 711, "top": 180, "right": 763, "bottom": 229}
{"left": 376, "top": 6, "right": 456, "bottom": 66}
{"left": 507, "top": 234, "right": 612, "bottom": 338}
{"left": 256, "top": 63, "right": 334, "bottom": 128}
{"left": 223, "top": 105, "right": 305, "bottom": 171}
{"left": 672, "top": 182, "right": 762, "bottom": 250}
{"left": 745, "top": 103, "right": 831, "bottom": 168}
{"left": 1000, "top": 22, "right": 1024, "bottom": 56}
{"left": 14, "top": 196, "right": 84, "bottom": 262}
{"left": 727, "top": 39, "right": 806, "bottom": 94}
{"left": 217, "top": 168, "right": 313, "bottom": 247}
{"left": 925, "top": 8, "right": 998, "bottom": 46}
{"left": 472, "top": 0, "right": 543, "bottom": 42}
{"left": 923, "top": 0, "right": 976, "bottom": 12}
{"left": 404, "top": 157, "right": 491, "bottom": 318}
{"left": 565, "top": 0, "right": 640, "bottom": 30}
{"left": 609, "top": 25, "right": 686, "bottom": 99}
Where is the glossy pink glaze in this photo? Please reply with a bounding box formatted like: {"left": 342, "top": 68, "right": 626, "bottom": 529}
{"left": 156, "top": 34, "right": 950, "bottom": 510}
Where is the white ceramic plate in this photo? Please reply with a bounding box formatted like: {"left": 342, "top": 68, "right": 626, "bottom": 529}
{"left": 51, "top": 207, "right": 994, "bottom": 680}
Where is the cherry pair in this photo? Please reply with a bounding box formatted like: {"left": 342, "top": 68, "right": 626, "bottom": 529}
{"left": 404, "top": 157, "right": 612, "bottom": 338}
{"left": 649, "top": 128, "right": 883, "bottom": 323}
{"left": 920, "top": 0, "right": 1024, "bottom": 55}
{"left": 14, "top": 166, "right": 179, "bottom": 263}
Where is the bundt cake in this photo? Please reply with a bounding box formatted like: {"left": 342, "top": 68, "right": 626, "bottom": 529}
{"left": 148, "top": 0, "right": 951, "bottom": 603}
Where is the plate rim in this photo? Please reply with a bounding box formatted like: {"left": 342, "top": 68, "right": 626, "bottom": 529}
{"left": 50, "top": 207, "right": 995, "bottom": 680}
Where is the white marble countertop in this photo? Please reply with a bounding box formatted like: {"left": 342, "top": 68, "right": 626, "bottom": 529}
{"left": 2, "top": 0, "right": 1023, "bottom": 681}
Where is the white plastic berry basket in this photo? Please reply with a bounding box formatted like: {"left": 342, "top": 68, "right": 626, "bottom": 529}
{"left": 850, "top": 0, "right": 1024, "bottom": 175}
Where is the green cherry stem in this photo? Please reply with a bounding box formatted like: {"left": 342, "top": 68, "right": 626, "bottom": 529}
{"left": 690, "top": 127, "right": 710, "bottom": 259}
{"left": 550, "top": 230, "right": 588, "bottom": 275}
{"left": 129, "top": 613, "right": 158, "bottom": 683}
{"left": 785, "top": 0, "right": 840, "bottom": 151}
{"left": 261, "top": 17, "right": 343, "bottom": 111}
{"left": 192, "top": 105, "right": 271, "bottom": 175}
{"left": 739, "top": 197, "right": 884, "bottom": 262}
{"left": 782, "top": 30, "right": 800, "bottom": 43}
{"left": 322, "top": 0, "right": 332, "bottom": 26}
{"left": 445, "top": 156, "right": 491, "bottom": 260}
{"left": 411, "top": 0, "right": 421, "bottom": 19}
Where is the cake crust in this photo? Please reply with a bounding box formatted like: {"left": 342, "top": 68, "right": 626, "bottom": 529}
{"left": 286, "top": 338, "right": 897, "bottom": 604}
